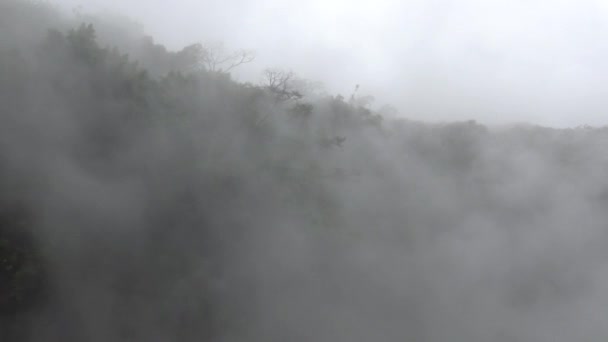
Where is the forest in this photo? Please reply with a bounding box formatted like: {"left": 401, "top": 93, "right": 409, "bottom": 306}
{"left": 3, "top": 1, "right": 608, "bottom": 341}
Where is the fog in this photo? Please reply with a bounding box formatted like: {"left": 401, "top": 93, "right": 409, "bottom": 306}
{"left": 3, "top": 1, "right": 608, "bottom": 341}
{"left": 53, "top": 0, "right": 608, "bottom": 127}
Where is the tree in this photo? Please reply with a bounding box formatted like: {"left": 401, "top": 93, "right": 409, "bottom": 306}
{"left": 66, "top": 23, "right": 103, "bottom": 64}
{"left": 171, "top": 42, "right": 255, "bottom": 74}
{"left": 262, "top": 68, "right": 302, "bottom": 102}
{"left": 198, "top": 42, "right": 255, "bottom": 73}
{"left": 174, "top": 43, "right": 206, "bottom": 73}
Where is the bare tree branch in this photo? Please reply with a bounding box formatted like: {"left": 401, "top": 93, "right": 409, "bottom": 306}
{"left": 198, "top": 42, "right": 255, "bottom": 73}
{"left": 262, "top": 68, "right": 302, "bottom": 102}
{"left": 224, "top": 50, "right": 255, "bottom": 72}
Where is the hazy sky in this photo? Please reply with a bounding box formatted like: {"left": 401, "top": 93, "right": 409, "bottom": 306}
{"left": 53, "top": 0, "right": 608, "bottom": 127}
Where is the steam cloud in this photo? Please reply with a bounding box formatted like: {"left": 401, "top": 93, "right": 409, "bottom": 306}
{"left": 1, "top": 1, "right": 608, "bottom": 342}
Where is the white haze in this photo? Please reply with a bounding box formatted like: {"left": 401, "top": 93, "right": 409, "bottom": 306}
{"left": 5, "top": 1, "right": 608, "bottom": 341}
{"left": 53, "top": 0, "right": 608, "bottom": 127}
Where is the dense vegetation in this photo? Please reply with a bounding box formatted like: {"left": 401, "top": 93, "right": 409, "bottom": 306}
{"left": 3, "top": 1, "right": 608, "bottom": 341}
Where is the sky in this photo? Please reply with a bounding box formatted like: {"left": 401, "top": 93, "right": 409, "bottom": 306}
{"left": 52, "top": 0, "right": 608, "bottom": 127}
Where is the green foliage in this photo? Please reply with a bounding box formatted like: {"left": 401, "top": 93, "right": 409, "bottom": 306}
{"left": 0, "top": 209, "right": 46, "bottom": 315}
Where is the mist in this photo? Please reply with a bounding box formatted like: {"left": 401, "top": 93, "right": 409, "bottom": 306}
{"left": 49, "top": 0, "right": 608, "bottom": 127}
{"left": 3, "top": 1, "right": 608, "bottom": 341}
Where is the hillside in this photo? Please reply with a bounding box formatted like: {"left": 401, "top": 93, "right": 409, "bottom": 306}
{"left": 3, "top": 1, "right": 608, "bottom": 341}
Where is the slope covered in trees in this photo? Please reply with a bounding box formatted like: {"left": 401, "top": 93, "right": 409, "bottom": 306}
{"left": 3, "top": 1, "right": 608, "bottom": 341}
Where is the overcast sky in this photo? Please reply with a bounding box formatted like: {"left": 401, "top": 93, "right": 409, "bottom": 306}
{"left": 52, "top": 0, "right": 608, "bottom": 127}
